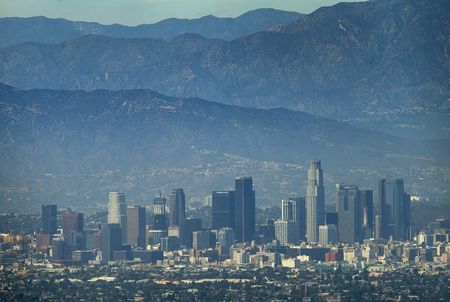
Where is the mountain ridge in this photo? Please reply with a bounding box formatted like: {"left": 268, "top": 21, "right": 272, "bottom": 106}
{"left": 0, "top": 0, "right": 447, "bottom": 141}
{"left": 0, "top": 8, "right": 303, "bottom": 48}
{"left": 1, "top": 84, "right": 448, "bottom": 211}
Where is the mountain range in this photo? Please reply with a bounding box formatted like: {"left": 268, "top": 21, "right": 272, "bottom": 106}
{"left": 0, "top": 8, "right": 303, "bottom": 48}
{"left": 0, "top": 83, "right": 448, "bottom": 211}
{"left": 0, "top": 0, "right": 448, "bottom": 140}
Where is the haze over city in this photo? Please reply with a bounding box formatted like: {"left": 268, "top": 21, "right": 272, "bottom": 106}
{"left": 0, "top": 0, "right": 449, "bottom": 301}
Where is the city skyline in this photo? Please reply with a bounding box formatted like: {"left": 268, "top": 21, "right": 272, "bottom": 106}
{"left": 0, "top": 0, "right": 447, "bottom": 299}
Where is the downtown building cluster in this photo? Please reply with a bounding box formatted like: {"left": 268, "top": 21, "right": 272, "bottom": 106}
{"left": 28, "top": 160, "right": 449, "bottom": 268}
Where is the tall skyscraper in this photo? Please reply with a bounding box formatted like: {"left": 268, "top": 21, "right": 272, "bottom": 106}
{"left": 126, "top": 205, "right": 146, "bottom": 248}
{"left": 108, "top": 192, "right": 127, "bottom": 242}
{"left": 101, "top": 223, "right": 122, "bottom": 263}
{"left": 290, "top": 197, "right": 306, "bottom": 241}
{"left": 212, "top": 191, "right": 235, "bottom": 230}
{"left": 378, "top": 179, "right": 410, "bottom": 241}
{"left": 280, "top": 197, "right": 306, "bottom": 242}
{"left": 336, "top": 184, "right": 361, "bottom": 243}
{"left": 152, "top": 193, "right": 167, "bottom": 230}
{"left": 41, "top": 204, "right": 57, "bottom": 235}
{"left": 169, "top": 189, "right": 185, "bottom": 227}
{"left": 62, "top": 211, "right": 84, "bottom": 241}
{"left": 234, "top": 177, "right": 255, "bottom": 243}
{"left": 359, "top": 189, "right": 374, "bottom": 239}
{"left": 306, "top": 160, "right": 325, "bottom": 243}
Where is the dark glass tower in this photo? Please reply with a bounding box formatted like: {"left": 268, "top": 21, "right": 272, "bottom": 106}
{"left": 378, "top": 179, "right": 410, "bottom": 240}
{"left": 169, "top": 188, "right": 185, "bottom": 227}
{"left": 359, "top": 189, "right": 374, "bottom": 239}
{"left": 101, "top": 223, "right": 122, "bottom": 263}
{"left": 290, "top": 197, "right": 306, "bottom": 241}
{"left": 212, "top": 191, "right": 235, "bottom": 230}
{"left": 41, "top": 204, "right": 57, "bottom": 235}
{"left": 336, "top": 184, "right": 361, "bottom": 243}
{"left": 234, "top": 177, "right": 255, "bottom": 243}
{"left": 152, "top": 194, "right": 167, "bottom": 230}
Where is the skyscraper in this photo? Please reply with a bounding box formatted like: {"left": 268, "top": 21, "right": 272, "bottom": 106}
{"left": 359, "top": 189, "right": 374, "bottom": 239}
{"left": 126, "top": 205, "right": 146, "bottom": 248}
{"left": 319, "top": 224, "right": 338, "bottom": 245}
{"left": 108, "top": 192, "right": 127, "bottom": 242}
{"left": 169, "top": 189, "right": 185, "bottom": 227}
{"left": 306, "top": 160, "right": 325, "bottom": 243}
{"left": 212, "top": 191, "right": 235, "bottom": 230}
{"left": 289, "top": 197, "right": 306, "bottom": 241}
{"left": 62, "top": 211, "right": 84, "bottom": 241}
{"left": 336, "top": 184, "right": 361, "bottom": 243}
{"left": 152, "top": 193, "right": 167, "bottom": 230}
{"left": 101, "top": 223, "right": 122, "bottom": 263}
{"left": 280, "top": 197, "right": 306, "bottom": 242}
{"left": 181, "top": 218, "right": 202, "bottom": 248}
{"left": 234, "top": 177, "right": 255, "bottom": 243}
{"left": 217, "top": 227, "right": 234, "bottom": 255}
{"left": 378, "top": 179, "right": 410, "bottom": 241}
{"left": 41, "top": 204, "right": 57, "bottom": 235}
{"left": 275, "top": 220, "right": 298, "bottom": 245}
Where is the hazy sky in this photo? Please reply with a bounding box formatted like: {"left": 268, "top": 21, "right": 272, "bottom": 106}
{"left": 0, "top": 0, "right": 365, "bottom": 25}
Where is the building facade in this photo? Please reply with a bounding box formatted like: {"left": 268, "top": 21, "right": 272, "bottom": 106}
{"left": 378, "top": 179, "right": 411, "bottom": 240}
{"left": 126, "top": 205, "right": 146, "bottom": 248}
{"left": 42, "top": 204, "right": 57, "bottom": 235}
{"left": 306, "top": 160, "right": 325, "bottom": 243}
{"left": 234, "top": 177, "right": 255, "bottom": 243}
{"left": 108, "top": 192, "right": 127, "bottom": 243}
{"left": 336, "top": 184, "right": 361, "bottom": 243}
{"left": 212, "top": 191, "right": 235, "bottom": 230}
{"left": 169, "top": 189, "right": 185, "bottom": 227}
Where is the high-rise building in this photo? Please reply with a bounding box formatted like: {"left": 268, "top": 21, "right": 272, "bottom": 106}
{"left": 286, "top": 197, "right": 306, "bottom": 241}
{"left": 51, "top": 237, "right": 67, "bottom": 261}
{"left": 41, "top": 204, "right": 57, "bottom": 235}
{"left": 234, "top": 177, "right": 255, "bottom": 243}
{"left": 152, "top": 193, "right": 167, "bottom": 230}
{"left": 359, "top": 190, "right": 374, "bottom": 239}
{"left": 62, "top": 211, "right": 83, "bottom": 241}
{"left": 169, "top": 189, "right": 185, "bottom": 227}
{"left": 275, "top": 220, "right": 298, "bottom": 245}
{"left": 306, "top": 160, "right": 325, "bottom": 243}
{"left": 336, "top": 184, "right": 361, "bottom": 243}
{"left": 326, "top": 212, "right": 339, "bottom": 227}
{"left": 126, "top": 205, "right": 146, "bottom": 248}
{"left": 181, "top": 218, "right": 202, "bottom": 248}
{"left": 212, "top": 191, "right": 235, "bottom": 230}
{"left": 378, "top": 179, "right": 411, "bottom": 240}
{"left": 319, "top": 224, "right": 338, "bottom": 245}
{"left": 160, "top": 236, "right": 180, "bottom": 252}
{"left": 217, "top": 227, "right": 234, "bottom": 255}
{"left": 192, "top": 230, "right": 213, "bottom": 250}
{"left": 108, "top": 192, "right": 127, "bottom": 243}
{"left": 101, "top": 223, "right": 122, "bottom": 263}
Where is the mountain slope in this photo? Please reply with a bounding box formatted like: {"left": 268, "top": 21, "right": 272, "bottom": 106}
{"left": 0, "top": 8, "right": 303, "bottom": 48}
{"left": 0, "top": 85, "right": 448, "bottom": 211}
{"left": 0, "top": 0, "right": 447, "bottom": 139}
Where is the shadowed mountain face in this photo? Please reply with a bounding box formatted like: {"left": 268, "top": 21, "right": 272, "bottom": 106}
{"left": 0, "top": 84, "right": 448, "bottom": 211}
{"left": 0, "top": 8, "right": 303, "bottom": 48}
{"left": 0, "top": 0, "right": 448, "bottom": 140}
